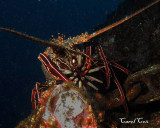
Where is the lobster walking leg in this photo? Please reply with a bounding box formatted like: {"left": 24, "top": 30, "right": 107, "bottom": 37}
{"left": 31, "top": 82, "right": 40, "bottom": 110}
{"left": 83, "top": 46, "right": 92, "bottom": 73}
{"left": 110, "top": 61, "right": 129, "bottom": 74}
{"left": 39, "top": 53, "right": 69, "bottom": 82}
{"left": 97, "top": 45, "right": 111, "bottom": 88}
{"left": 31, "top": 53, "right": 69, "bottom": 109}
{"left": 111, "top": 68, "right": 129, "bottom": 115}
{"left": 97, "top": 45, "right": 129, "bottom": 115}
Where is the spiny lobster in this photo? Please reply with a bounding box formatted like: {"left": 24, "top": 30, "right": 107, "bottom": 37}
{"left": 0, "top": 0, "right": 159, "bottom": 117}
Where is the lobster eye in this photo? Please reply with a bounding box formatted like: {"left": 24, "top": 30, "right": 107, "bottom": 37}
{"left": 71, "top": 56, "right": 77, "bottom": 65}
{"left": 72, "top": 58, "right": 76, "bottom": 64}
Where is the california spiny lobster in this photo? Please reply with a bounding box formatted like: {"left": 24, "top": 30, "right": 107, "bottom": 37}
{"left": 0, "top": 0, "right": 160, "bottom": 127}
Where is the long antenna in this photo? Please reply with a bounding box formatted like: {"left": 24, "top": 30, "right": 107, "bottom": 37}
{"left": 0, "top": 27, "right": 59, "bottom": 48}
{"left": 0, "top": 27, "right": 91, "bottom": 57}
{"left": 88, "top": 0, "right": 160, "bottom": 40}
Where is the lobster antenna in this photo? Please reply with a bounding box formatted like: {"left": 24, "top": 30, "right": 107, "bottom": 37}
{"left": 0, "top": 27, "right": 103, "bottom": 73}
{"left": 0, "top": 27, "right": 64, "bottom": 50}
{"left": 0, "top": 27, "right": 95, "bottom": 59}
{"left": 88, "top": 0, "right": 160, "bottom": 40}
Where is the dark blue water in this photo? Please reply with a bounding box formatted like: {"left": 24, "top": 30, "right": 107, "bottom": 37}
{"left": 0, "top": 0, "right": 123, "bottom": 127}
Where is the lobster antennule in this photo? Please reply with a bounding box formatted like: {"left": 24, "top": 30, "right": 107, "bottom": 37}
{"left": 0, "top": 27, "right": 64, "bottom": 51}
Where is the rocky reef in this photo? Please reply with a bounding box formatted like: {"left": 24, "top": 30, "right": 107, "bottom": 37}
{"left": 93, "top": 0, "right": 160, "bottom": 127}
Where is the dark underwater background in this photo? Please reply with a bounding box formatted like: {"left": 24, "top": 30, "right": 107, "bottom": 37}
{"left": 0, "top": 0, "right": 124, "bottom": 127}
